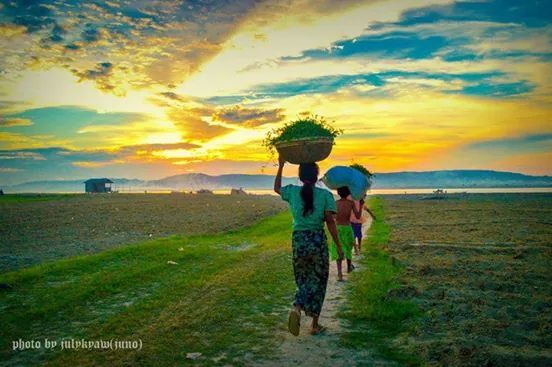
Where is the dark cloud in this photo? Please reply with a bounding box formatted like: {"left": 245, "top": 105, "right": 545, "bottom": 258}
{"left": 206, "top": 70, "right": 535, "bottom": 101}
{"left": 467, "top": 134, "right": 552, "bottom": 151}
{"left": 0, "top": 118, "right": 33, "bottom": 127}
{"left": 212, "top": 106, "right": 285, "bottom": 127}
{"left": 77, "top": 62, "right": 113, "bottom": 80}
{"left": 81, "top": 25, "right": 103, "bottom": 43}
{"left": 73, "top": 62, "right": 116, "bottom": 92}
{"left": 64, "top": 43, "right": 81, "bottom": 51}
{"left": 7, "top": 2, "right": 56, "bottom": 33}
{"left": 49, "top": 24, "right": 67, "bottom": 43}
{"left": 159, "top": 92, "right": 189, "bottom": 102}
{"left": 0, "top": 0, "right": 267, "bottom": 94}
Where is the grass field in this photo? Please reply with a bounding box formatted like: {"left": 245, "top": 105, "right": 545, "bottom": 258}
{"left": 340, "top": 197, "right": 421, "bottom": 365}
{"left": 0, "top": 211, "right": 296, "bottom": 366}
{"left": 0, "top": 193, "right": 286, "bottom": 272}
{"left": 381, "top": 193, "right": 552, "bottom": 366}
{"left": 1, "top": 193, "right": 550, "bottom": 366}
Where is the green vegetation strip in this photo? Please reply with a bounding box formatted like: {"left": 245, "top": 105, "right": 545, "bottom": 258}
{"left": 339, "top": 197, "right": 421, "bottom": 366}
{"left": 0, "top": 212, "right": 296, "bottom": 367}
{"left": 0, "top": 194, "right": 80, "bottom": 203}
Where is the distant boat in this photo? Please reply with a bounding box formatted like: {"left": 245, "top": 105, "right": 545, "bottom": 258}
{"left": 422, "top": 189, "right": 447, "bottom": 200}
{"left": 196, "top": 189, "right": 213, "bottom": 194}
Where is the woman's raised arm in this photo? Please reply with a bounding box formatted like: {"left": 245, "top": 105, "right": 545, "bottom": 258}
{"left": 274, "top": 154, "right": 285, "bottom": 194}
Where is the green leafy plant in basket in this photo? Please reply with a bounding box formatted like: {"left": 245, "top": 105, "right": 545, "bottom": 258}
{"left": 263, "top": 114, "right": 343, "bottom": 157}
{"left": 350, "top": 163, "right": 374, "bottom": 189}
{"left": 350, "top": 163, "right": 374, "bottom": 177}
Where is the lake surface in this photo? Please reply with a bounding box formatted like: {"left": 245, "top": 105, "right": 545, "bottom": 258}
{"left": 21, "top": 187, "right": 552, "bottom": 195}
{"left": 129, "top": 187, "right": 552, "bottom": 195}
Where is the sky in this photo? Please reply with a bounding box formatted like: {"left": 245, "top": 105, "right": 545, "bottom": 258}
{"left": 0, "top": 0, "right": 551, "bottom": 185}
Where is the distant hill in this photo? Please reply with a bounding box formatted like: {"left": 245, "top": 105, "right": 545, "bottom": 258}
{"left": 372, "top": 170, "right": 552, "bottom": 188}
{"left": 1, "top": 170, "right": 550, "bottom": 193}
{"left": 149, "top": 173, "right": 297, "bottom": 190}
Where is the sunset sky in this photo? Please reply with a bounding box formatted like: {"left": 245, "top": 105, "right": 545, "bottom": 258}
{"left": 0, "top": 0, "right": 551, "bottom": 184}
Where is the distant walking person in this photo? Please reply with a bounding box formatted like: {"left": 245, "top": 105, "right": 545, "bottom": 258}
{"left": 274, "top": 154, "right": 343, "bottom": 336}
{"left": 350, "top": 197, "right": 376, "bottom": 255}
{"left": 330, "top": 187, "right": 361, "bottom": 281}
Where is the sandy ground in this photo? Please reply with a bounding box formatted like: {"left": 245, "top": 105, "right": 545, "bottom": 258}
{"left": 0, "top": 194, "right": 286, "bottom": 272}
{"left": 255, "top": 214, "right": 397, "bottom": 367}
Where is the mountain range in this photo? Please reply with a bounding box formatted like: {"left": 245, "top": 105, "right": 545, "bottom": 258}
{"left": 1, "top": 170, "right": 551, "bottom": 193}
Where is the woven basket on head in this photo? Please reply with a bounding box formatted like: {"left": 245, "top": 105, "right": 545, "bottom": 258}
{"left": 275, "top": 137, "right": 334, "bottom": 164}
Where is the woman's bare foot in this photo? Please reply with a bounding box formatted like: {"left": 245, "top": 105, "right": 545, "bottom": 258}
{"left": 337, "top": 273, "right": 344, "bottom": 282}
{"left": 288, "top": 307, "right": 301, "bottom": 336}
{"left": 310, "top": 325, "right": 326, "bottom": 335}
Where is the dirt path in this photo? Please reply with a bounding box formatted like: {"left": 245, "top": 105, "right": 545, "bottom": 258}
{"left": 255, "top": 215, "right": 396, "bottom": 367}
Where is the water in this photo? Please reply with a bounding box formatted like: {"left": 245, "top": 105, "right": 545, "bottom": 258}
{"left": 15, "top": 187, "right": 552, "bottom": 195}
{"left": 137, "top": 187, "right": 552, "bottom": 195}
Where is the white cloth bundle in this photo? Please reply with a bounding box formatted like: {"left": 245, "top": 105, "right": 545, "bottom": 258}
{"left": 321, "top": 166, "right": 371, "bottom": 200}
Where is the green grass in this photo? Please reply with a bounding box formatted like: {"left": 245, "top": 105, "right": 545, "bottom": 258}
{"left": 339, "top": 197, "right": 421, "bottom": 366}
{"left": 0, "top": 193, "right": 286, "bottom": 272}
{"left": 0, "top": 212, "right": 296, "bottom": 367}
{"left": 0, "top": 194, "right": 80, "bottom": 203}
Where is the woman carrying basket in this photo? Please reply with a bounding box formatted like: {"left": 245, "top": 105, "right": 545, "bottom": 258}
{"left": 274, "top": 154, "right": 343, "bottom": 336}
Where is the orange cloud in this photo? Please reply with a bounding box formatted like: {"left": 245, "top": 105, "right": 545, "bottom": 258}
{"left": 212, "top": 105, "right": 285, "bottom": 127}
{"left": 0, "top": 118, "right": 33, "bottom": 127}
{"left": 167, "top": 108, "right": 233, "bottom": 142}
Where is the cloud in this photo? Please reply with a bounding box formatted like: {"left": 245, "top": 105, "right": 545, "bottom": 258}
{"left": 212, "top": 106, "right": 285, "bottom": 127}
{"left": 168, "top": 108, "right": 233, "bottom": 141}
{"left": 3, "top": 2, "right": 57, "bottom": 33}
{"left": 73, "top": 62, "right": 116, "bottom": 93}
{"left": 0, "top": 0, "right": 268, "bottom": 95}
{"left": 80, "top": 61, "right": 112, "bottom": 78}
{"left": 0, "top": 167, "right": 23, "bottom": 172}
{"left": 393, "top": 0, "right": 551, "bottom": 28}
{"left": 0, "top": 150, "right": 46, "bottom": 160}
{"left": 49, "top": 24, "right": 67, "bottom": 43}
{"left": 459, "top": 80, "right": 534, "bottom": 98}
{"left": 1, "top": 105, "right": 162, "bottom": 150}
{"left": 0, "top": 131, "right": 71, "bottom": 150}
{"left": 71, "top": 160, "right": 119, "bottom": 168}
{"left": 0, "top": 144, "right": 208, "bottom": 185}
{"left": 166, "top": 158, "right": 276, "bottom": 175}
{"left": 81, "top": 25, "right": 105, "bottom": 43}
{"left": 205, "top": 70, "right": 535, "bottom": 102}
{"left": 465, "top": 133, "right": 552, "bottom": 152}
{"left": 159, "top": 92, "right": 189, "bottom": 103}
{"left": 117, "top": 142, "right": 201, "bottom": 157}
{"left": 0, "top": 118, "right": 33, "bottom": 127}
{"left": 0, "top": 0, "right": 550, "bottom": 180}
{"left": 282, "top": 32, "right": 450, "bottom": 61}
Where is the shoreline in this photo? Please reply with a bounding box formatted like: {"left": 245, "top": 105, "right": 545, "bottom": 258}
{"left": 2, "top": 187, "right": 552, "bottom": 195}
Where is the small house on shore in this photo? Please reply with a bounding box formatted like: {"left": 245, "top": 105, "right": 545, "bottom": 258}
{"left": 84, "top": 178, "right": 113, "bottom": 193}
{"left": 231, "top": 187, "right": 247, "bottom": 195}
